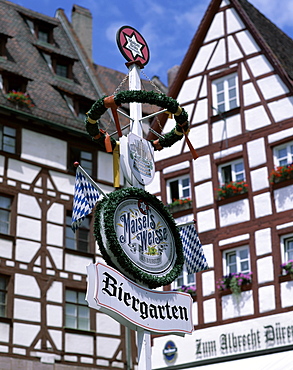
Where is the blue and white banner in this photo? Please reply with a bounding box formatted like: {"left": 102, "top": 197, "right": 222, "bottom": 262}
{"left": 71, "top": 166, "right": 102, "bottom": 232}
{"left": 179, "top": 222, "right": 208, "bottom": 274}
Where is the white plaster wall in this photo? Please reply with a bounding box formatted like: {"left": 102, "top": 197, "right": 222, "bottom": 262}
{"left": 250, "top": 168, "right": 268, "bottom": 192}
{"left": 154, "top": 134, "right": 183, "bottom": 162}
{"left": 145, "top": 170, "right": 160, "bottom": 195}
{"left": 253, "top": 192, "right": 272, "bottom": 218}
{"left": 97, "top": 151, "right": 114, "bottom": 184}
{"left": 189, "top": 42, "right": 216, "bottom": 76}
{"left": 195, "top": 182, "right": 214, "bottom": 208}
{"left": 177, "top": 76, "right": 201, "bottom": 104}
{"left": 257, "top": 256, "right": 274, "bottom": 284}
{"left": 219, "top": 199, "right": 250, "bottom": 227}
{"left": 280, "top": 281, "right": 293, "bottom": 308}
{"left": 208, "top": 39, "right": 225, "bottom": 70}
{"left": 257, "top": 75, "right": 288, "bottom": 100}
{"left": 268, "top": 96, "right": 293, "bottom": 122}
{"left": 246, "top": 55, "right": 273, "bottom": 77}
{"left": 192, "top": 301, "right": 198, "bottom": 326}
{"left": 8, "top": 159, "right": 40, "bottom": 183}
{"left": 65, "top": 333, "right": 93, "bottom": 355}
{"left": 197, "top": 209, "right": 216, "bottom": 233}
{"left": 227, "top": 35, "right": 242, "bottom": 62}
{"left": 16, "top": 216, "right": 41, "bottom": 241}
{"left": 97, "top": 337, "right": 121, "bottom": 358}
{"left": 274, "top": 185, "right": 293, "bottom": 212}
{"left": 22, "top": 129, "right": 67, "bottom": 170}
{"left": 163, "top": 161, "right": 189, "bottom": 174}
{"left": 65, "top": 253, "right": 92, "bottom": 275}
{"left": 255, "top": 228, "right": 272, "bottom": 256}
{"left": 268, "top": 127, "right": 293, "bottom": 144}
{"left": 203, "top": 299, "right": 216, "bottom": 323}
{"left": 47, "top": 203, "right": 64, "bottom": 224}
{"left": 202, "top": 270, "right": 215, "bottom": 296}
{"left": 236, "top": 30, "right": 260, "bottom": 55}
{"left": 205, "top": 12, "right": 224, "bottom": 42}
{"left": 47, "top": 246, "right": 63, "bottom": 269}
{"left": 49, "top": 171, "right": 75, "bottom": 195}
{"left": 47, "top": 281, "right": 63, "bottom": 303}
{"left": 18, "top": 193, "right": 41, "bottom": 218}
{"left": 47, "top": 305, "right": 62, "bottom": 327}
{"left": 14, "top": 298, "right": 40, "bottom": 322}
{"left": 212, "top": 114, "right": 241, "bottom": 143}
{"left": 15, "top": 274, "right": 40, "bottom": 298}
{"left": 222, "top": 290, "right": 253, "bottom": 320}
{"left": 0, "top": 238, "right": 13, "bottom": 259}
{"left": 247, "top": 138, "right": 266, "bottom": 168}
{"left": 47, "top": 223, "right": 63, "bottom": 247}
{"left": 15, "top": 239, "right": 40, "bottom": 263}
{"left": 0, "top": 323, "right": 10, "bottom": 342}
{"left": 49, "top": 329, "right": 62, "bottom": 350}
{"left": 213, "top": 144, "right": 242, "bottom": 160}
{"left": 202, "top": 243, "right": 214, "bottom": 268}
{"left": 245, "top": 105, "right": 271, "bottom": 131}
{"left": 13, "top": 323, "right": 40, "bottom": 346}
{"left": 192, "top": 99, "right": 208, "bottom": 124}
{"left": 243, "top": 83, "right": 260, "bottom": 106}
{"left": 258, "top": 285, "right": 276, "bottom": 313}
{"left": 219, "top": 233, "right": 249, "bottom": 246}
{"left": 96, "top": 312, "right": 120, "bottom": 335}
{"left": 193, "top": 155, "right": 211, "bottom": 183}
{"left": 185, "top": 124, "right": 209, "bottom": 151}
{"left": 226, "top": 7, "right": 245, "bottom": 33}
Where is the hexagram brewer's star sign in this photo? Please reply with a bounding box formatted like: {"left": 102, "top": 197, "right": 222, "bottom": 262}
{"left": 116, "top": 25, "right": 150, "bottom": 66}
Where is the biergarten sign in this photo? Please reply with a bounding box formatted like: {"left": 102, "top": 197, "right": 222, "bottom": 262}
{"left": 86, "top": 262, "right": 193, "bottom": 335}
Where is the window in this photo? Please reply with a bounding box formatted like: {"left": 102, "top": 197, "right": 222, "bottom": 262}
{"left": 24, "top": 17, "right": 55, "bottom": 44}
{"left": 218, "top": 159, "right": 245, "bottom": 185}
{"left": 1, "top": 72, "right": 28, "bottom": 95}
{"left": 166, "top": 176, "right": 190, "bottom": 203}
{"left": 0, "top": 34, "right": 10, "bottom": 58}
{"left": 212, "top": 73, "right": 238, "bottom": 113}
{"left": 65, "top": 212, "right": 90, "bottom": 253}
{"left": 65, "top": 289, "right": 90, "bottom": 330}
{"left": 281, "top": 235, "right": 293, "bottom": 263}
{"left": 69, "top": 147, "right": 93, "bottom": 176}
{"left": 224, "top": 246, "right": 250, "bottom": 275}
{"left": 0, "top": 195, "right": 12, "bottom": 234}
{"left": 173, "top": 265, "right": 195, "bottom": 289}
{"left": 0, "top": 275, "right": 8, "bottom": 317}
{"left": 0, "top": 125, "right": 16, "bottom": 154}
{"left": 273, "top": 141, "right": 293, "bottom": 167}
{"left": 52, "top": 57, "right": 73, "bottom": 79}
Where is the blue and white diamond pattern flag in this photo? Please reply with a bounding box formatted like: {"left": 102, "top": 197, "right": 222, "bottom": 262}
{"left": 71, "top": 165, "right": 105, "bottom": 232}
{"left": 179, "top": 221, "right": 208, "bottom": 274}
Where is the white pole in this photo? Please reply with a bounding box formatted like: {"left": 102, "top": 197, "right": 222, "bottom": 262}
{"left": 127, "top": 62, "right": 151, "bottom": 369}
{"left": 137, "top": 329, "right": 151, "bottom": 370}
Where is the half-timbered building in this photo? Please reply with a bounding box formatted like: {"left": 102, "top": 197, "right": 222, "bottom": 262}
{"left": 0, "top": 1, "right": 165, "bottom": 368}
{"left": 149, "top": 0, "right": 293, "bottom": 368}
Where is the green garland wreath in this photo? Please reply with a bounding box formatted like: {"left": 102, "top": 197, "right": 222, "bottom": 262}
{"left": 94, "top": 187, "right": 184, "bottom": 288}
{"left": 85, "top": 90, "right": 189, "bottom": 152}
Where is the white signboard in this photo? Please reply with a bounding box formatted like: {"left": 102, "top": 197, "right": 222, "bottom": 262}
{"left": 86, "top": 262, "right": 193, "bottom": 336}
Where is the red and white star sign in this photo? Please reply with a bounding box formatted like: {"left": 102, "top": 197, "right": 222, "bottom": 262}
{"left": 116, "top": 26, "right": 150, "bottom": 66}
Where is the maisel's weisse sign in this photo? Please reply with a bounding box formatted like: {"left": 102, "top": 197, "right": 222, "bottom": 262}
{"left": 86, "top": 263, "right": 193, "bottom": 335}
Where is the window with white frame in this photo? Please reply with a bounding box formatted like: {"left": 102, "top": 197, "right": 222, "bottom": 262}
{"left": 212, "top": 73, "right": 238, "bottom": 114}
{"left": 223, "top": 246, "right": 250, "bottom": 275}
{"left": 166, "top": 175, "right": 190, "bottom": 204}
{"left": 273, "top": 141, "right": 293, "bottom": 167}
{"left": 218, "top": 159, "right": 245, "bottom": 185}
{"left": 65, "top": 289, "right": 90, "bottom": 330}
{"left": 173, "top": 265, "right": 195, "bottom": 290}
{"left": 65, "top": 212, "right": 90, "bottom": 253}
{"left": 281, "top": 235, "right": 293, "bottom": 263}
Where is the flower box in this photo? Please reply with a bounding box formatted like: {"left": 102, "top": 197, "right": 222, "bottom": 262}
{"left": 215, "top": 181, "right": 248, "bottom": 201}
{"left": 6, "top": 90, "right": 34, "bottom": 108}
{"left": 281, "top": 260, "right": 293, "bottom": 279}
{"left": 269, "top": 164, "right": 293, "bottom": 185}
{"left": 216, "top": 272, "right": 252, "bottom": 296}
{"left": 174, "top": 285, "right": 196, "bottom": 301}
{"left": 166, "top": 198, "right": 192, "bottom": 213}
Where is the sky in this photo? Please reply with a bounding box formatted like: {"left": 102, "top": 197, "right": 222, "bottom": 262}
{"left": 10, "top": 0, "right": 293, "bottom": 86}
